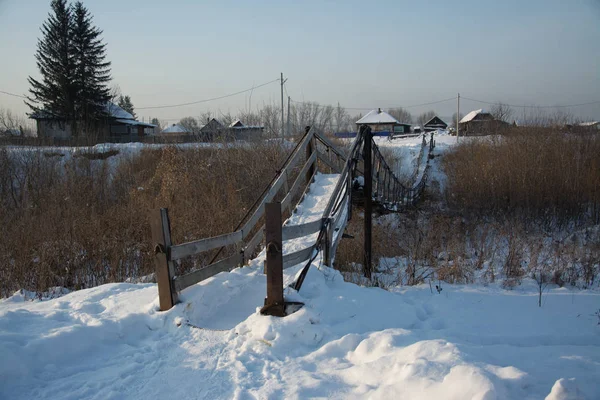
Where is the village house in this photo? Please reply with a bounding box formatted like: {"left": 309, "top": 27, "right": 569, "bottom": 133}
{"left": 459, "top": 109, "right": 508, "bottom": 135}
{"left": 423, "top": 116, "right": 448, "bottom": 132}
{"left": 356, "top": 108, "right": 412, "bottom": 135}
{"left": 30, "top": 102, "right": 156, "bottom": 142}
{"left": 228, "top": 119, "right": 265, "bottom": 140}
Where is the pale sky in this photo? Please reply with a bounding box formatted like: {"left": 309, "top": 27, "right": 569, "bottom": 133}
{"left": 1, "top": 0, "right": 599, "bottom": 123}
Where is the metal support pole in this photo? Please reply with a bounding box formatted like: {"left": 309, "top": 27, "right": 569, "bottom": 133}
{"left": 362, "top": 126, "right": 373, "bottom": 279}
{"left": 261, "top": 202, "right": 285, "bottom": 317}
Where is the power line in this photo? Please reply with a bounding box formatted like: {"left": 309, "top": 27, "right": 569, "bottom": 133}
{"left": 289, "top": 96, "right": 458, "bottom": 111}
{"left": 0, "top": 90, "right": 27, "bottom": 99}
{"left": 136, "top": 79, "right": 280, "bottom": 110}
{"left": 460, "top": 96, "right": 600, "bottom": 109}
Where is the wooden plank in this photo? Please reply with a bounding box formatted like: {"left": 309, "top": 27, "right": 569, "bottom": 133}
{"left": 150, "top": 208, "right": 178, "bottom": 310}
{"left": 281, "top": 151, "right": 317, "bottom": 211}
{"left": 282, "top": 218, "right": 323, "bottom": 241}
{"left": 283, "top": 245, "right": 316, "bottom": 270}
{"left": 241, "top": 129, "right": 315, "bottom": 239}
{"left": 170, "top": 230, "right": 243, "bottom": 260}
{"left": 262, "top": 203, "right": 285, "bottom": 316}
{"left": 173, "top": 252, "right": 243, "bottom": 292}
{"left": 317, "top": 149, "right": 341, "bottom": 173}
{"left": 243, "top": 225, "right": 264, "bottom": 262}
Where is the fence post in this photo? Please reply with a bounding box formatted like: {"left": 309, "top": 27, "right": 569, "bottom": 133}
{"left": 260, "top": 202, "right": 285, "bottom": 317}
{"left": 362, "top": 126, "right": 373, "bottom": 279}
{"left": 150, "top": 208, "right": 178, "bottom": 311}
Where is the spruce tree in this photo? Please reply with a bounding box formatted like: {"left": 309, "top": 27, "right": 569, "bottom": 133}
{"left": 27, "top": 0, "right": 76, "bottom": 122}
{"left": 117, "top": 95, "right": 136, "bottom": 119}
{"left": 27, "top": 0, "right": 111, "bottom": 137}
{"left": 72, "top": 1, "right": 111, "bottom": 125}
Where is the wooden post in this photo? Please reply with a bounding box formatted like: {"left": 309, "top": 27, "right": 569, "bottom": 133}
{"left": 150, "top": 208, "right": 178, "bottom": 311}
{"left": 323, "top": 218, "right": 334, "bottom": 266}
{"left": 362, "top": 126, "right": 373, "bottom": 279}
{"left": 347, "top": 166, "right": 353, "bottom": 221}
{"left": 305, "top": 126, "right": 315, "bottom": 184}
{"left": 261, "top": 202, "right": 285, "bottom": 317}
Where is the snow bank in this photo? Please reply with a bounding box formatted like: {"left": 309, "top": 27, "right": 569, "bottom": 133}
{"left": 2, "top": 262, "right": 599, "bottom": 399}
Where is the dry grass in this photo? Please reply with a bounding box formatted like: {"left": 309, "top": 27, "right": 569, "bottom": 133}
{"left": 443, "top": 131, "right": 600, "bottom": 225}
{"left": 0, "top": 143, "right": 289, "bottom": 297}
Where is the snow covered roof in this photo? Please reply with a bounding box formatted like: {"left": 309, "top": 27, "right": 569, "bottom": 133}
{"left": 356, "top": 109, "right": 400, "bottom": 125}
{"left": 229, "top": 119, "right": 244, "bottom": 128}
{"left": 162, "top": 124, "right": 189, "bottom": 134}
{"left": 459, "top": 109, "right": 484, "bottom": 124}
{"left": 2, "top": 128, "right": 21, "bottom": 136}
{"left": 578, "top": 121, "right": 599, "bottom": 127}
{"left": 30, "top": 102, "right": 134, "bottom": 121}
{"left": 105, "top": 102, "right": 134, "bottom": 120}
{"left": 115, "top": 119, "right": 156, "bottom": 128}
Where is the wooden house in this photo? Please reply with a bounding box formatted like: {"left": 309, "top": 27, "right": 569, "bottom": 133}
{"left": 423, "top": 116, "right": 448, "bottom": 132}
{"left": 356, "top": 108, "right": 411, "bottom": 135}
{"left": 459, "top": 109, "right": 508, "bottom": 135}
{"left": 30, "top": 102, "right": 156, "bottom": 142}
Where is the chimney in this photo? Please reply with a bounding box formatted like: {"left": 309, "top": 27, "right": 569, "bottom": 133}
{"left": 378, "top": 108, "right": 381, "bottom": 113}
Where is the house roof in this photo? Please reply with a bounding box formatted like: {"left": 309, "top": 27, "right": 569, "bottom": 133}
{"left": 356, "top": 109, "right": 400, "bottom": 125}
{"left": 115, "top": 119, "right": 156, "bottom": 128}
{"left": 162, "top": 124, "right": 189, "bottom": 133}
{"left": 105, "top": 102, "right": 133, "bottom": 119}
{"left": 30, "top": 102, "right": 134, "bottom": 120}
{"left": 459, "top": 109, "right": 484, "bottom": 123}
{"left": 578, "top": 121, "right": 599, "bottom": 127}
{"left": 229, "top": 119, "right": 244, "bottom": 128}
{"left": 424, "top": 116, "right": 448, "bottom": 127}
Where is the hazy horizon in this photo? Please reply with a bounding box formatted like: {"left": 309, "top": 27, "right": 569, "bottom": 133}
{"left": 1, "top": 0, "right": 599, "bottom": 125}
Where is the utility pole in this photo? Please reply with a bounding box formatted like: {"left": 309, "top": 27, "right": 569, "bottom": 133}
{"left": 457, "top": 93, "right": 460, "bottom": 142}
{"left": 286, "top": 96, "right": 291, "bottom": 137}
{"left": 280, "top": 73, "right": 287, "bottom": 142}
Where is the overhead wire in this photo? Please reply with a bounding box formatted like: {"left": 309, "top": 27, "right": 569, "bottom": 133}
{"left": 460, "top": 96, "right": 600, "bottom": 109}
{"left": 136, "top": 78, "right": 280, "bottom": 110}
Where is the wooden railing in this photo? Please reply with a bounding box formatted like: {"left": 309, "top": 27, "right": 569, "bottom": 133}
{"left": 151, "top": 127, "right": 352, "bottom": 311}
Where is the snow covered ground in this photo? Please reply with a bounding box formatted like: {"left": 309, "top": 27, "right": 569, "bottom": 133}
{"left": 1, "top": 264, "right": 598, "bottom": 399}
{"left": 2, "top": 134, "right": 599, "bottom": 399}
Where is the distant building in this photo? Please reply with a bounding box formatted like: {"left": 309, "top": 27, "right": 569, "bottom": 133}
{"left": 356, "top": 108, "right": 412, "bottom": 135}
{"left": 30, "top": 102, "right": 156, "bottom": 142}
{"left": 567, "top": 121, "right": 600, "bottom": 133}
{"left": 228, "top": 119, "right": 265, "bottom": 140}
{"left": 161, "top": 124, "right": 190, "bottom": 135}
{"left": 423, "top": 116, "right": 448, "bottom": 132}
{"left": 459, "top": 109, "right": 508, "bottom": 135}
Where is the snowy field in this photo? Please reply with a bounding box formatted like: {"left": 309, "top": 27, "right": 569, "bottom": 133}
{"left": 2, "top": 133, "right": 599, "bottom": 399}
{"left": 1, "top": 264, "right": 598, "bottom": 399}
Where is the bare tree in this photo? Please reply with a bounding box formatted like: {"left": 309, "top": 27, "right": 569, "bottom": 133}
{"left": 451, "top": 112, "right": 464, "bottom": 129}
{"left": 179, "top": 117, "right": 201, "bottom": 134}
{"left": 490, "top": 102, "right": 514, "bottom": 123}
{"left": 0, "top": 108, "right": 33, "bottom": 136}
{"left": 417, "top": 110, "right": 436, "bottom": 127}
{"left": 334, "top": 103, "right": 352, "bottom": 132}
{"left": 387, "top": 108, "right": 413, "bottom": 124}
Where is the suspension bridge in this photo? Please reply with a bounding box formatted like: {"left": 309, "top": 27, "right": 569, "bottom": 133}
{"left": 151, "top": 125, "right": 435, "bottom": 314}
